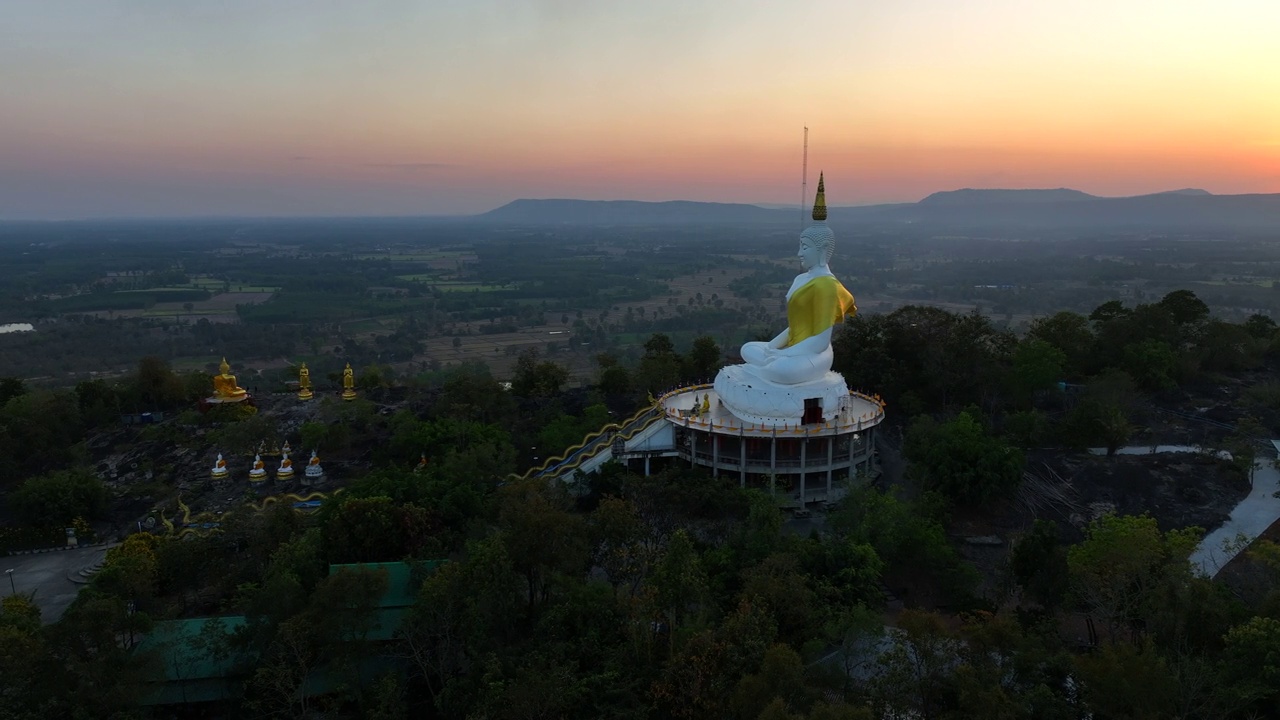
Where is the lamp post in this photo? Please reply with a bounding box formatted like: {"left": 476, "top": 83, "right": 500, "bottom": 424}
{"left": 5, "top": 569, "right": 14, "bottom": 595}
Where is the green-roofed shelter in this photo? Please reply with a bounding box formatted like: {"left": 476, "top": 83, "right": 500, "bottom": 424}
{"left": 135, "top": 616, "right": 253, "bottom": 705}
{"left": 136, "top": 560, "right": 444, "bottom": 707}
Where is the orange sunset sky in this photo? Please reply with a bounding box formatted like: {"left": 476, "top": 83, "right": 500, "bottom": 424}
{"left": 2, "top": 0, "right": 1278, "bottom": 219}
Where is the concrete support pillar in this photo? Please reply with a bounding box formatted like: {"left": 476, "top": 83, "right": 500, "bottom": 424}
{"left": 644, "top": 455, "right": 650, "bottom": 476}
{"left": 712, "top": 435, "right": 719, "bottom": 477}
{"left": 770, "top": 429, "right": 777, "bottom": 481}
{"left": 799, "top": 433, "right": 807, "bottom": 506}
{"left": 827, "top": 434, "right": 834, "bottom": 496}
{"left": 739, "top": 428, "right": 746, "bottom": 488}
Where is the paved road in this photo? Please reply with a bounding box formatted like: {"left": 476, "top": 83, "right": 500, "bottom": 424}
{"left": 1193, "top": 456, "right": 1280, "bottom": 577}
{"left": 3, "top": 544, "right": 111, "bottom": 624}
{"left": 1090, "top": 444, "right": 1280, "bottom": 577}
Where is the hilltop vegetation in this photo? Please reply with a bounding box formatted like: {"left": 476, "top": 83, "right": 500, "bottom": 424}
{"left": 1, "top": 283, "right": 1278, "bottom": 716}
{"left": 2, "top": 216, "right": 1280, "bottom": 717}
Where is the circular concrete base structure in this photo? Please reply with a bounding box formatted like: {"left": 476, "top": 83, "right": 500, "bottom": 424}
{"left": 650, "top": 384, "right": 887, "bottom": 508}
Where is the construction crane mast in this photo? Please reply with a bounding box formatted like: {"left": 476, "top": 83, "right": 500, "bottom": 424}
{"left": 800, "top": 126, "right": 809, "bottom": 229}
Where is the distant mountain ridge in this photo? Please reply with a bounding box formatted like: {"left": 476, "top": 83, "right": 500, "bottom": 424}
{"left": 482, "top": 198, "right": 781, "bottom": 225}
{"left": 479, "top": 188, "right": 1280, "bottom": 229}
{"left": 919, "top": 188, "right": 1096, "bottom": 205}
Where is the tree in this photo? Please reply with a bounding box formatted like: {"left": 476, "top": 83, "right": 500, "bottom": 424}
{"left": 823, "top": 603, "right": 884, "bottom": 695}
{"left": 45, "top": 590, "right": 155, "bottom": 713}
{"left": 511, "top": 348, "right": 569, "bottom": 398}
{"left": 12, "top": 468, "right": 107, "bottom": 527}
{"left": 1157, "top": 289, "right": 1209, "bottom": 327}
{"left": 92, "top": 534, "right": 163, "bottom": 624}
{"left": 590, "top": 495, "right": 658, "bottom": 597}
{"left": 246, "top": 568, "right": 388, "bottom": 717}
{"left": 651, "top": 529, "right": 709, "bottom": 648}
{"left": 1223, "top": 413, "right": 1265, "bottom": 480}
{"left": 636, "top": 333, "right": 683, "bottom": 393}
{"left": 729, "top": 644, "right": 806, "bottom": 719}
{"left": 1026, "top": 311, "right": 1094, "bottom": 377}
{"left": 651, "top": 599, "right": 776, "bottom": 719}
{"left": 1089, "top": 300, "right": 1130, "bottom": 325}
{"left": 322, "top": 496, "right": 440, "bottom": 564}
{"left": 0, "top": 377, "right": 26, "bottom": 406}
{"left": 828, "top": 485, "right": 978, "bottom": 604}
{"left": 135, "top": 355, "right": 185, "bottom": 409}
{"left": 0, "top": 389, "right": 83, "bottom": 485}
{"left": 75, "top": 378, "right": 119, "bottom": 427}
{"left": 1122, "top": 340, "right": 1178, "bottom": 391}
{"left": 905, "top": 411, "right": 1024, "bottom": 505}
{"left": 400, "top": 535, "right": 521, "bottom": 710}
{"left": 1011, "top": 338, "right": 1066, "bottom": 404}
{"left": 1010, "top": 520, "right": 1069, "bottom": 609}
{"left": 684, "top": 335, "right": 723, "bottom": 382}
{"left": 1244, "top": 313, "right": 1277, "bottom": 339}
{"left": 496, "top": 477, "right": 589, "bottom": 611}
{"left": 740, "top": 553, "right": 817, "bottom": 645}
{"left": 873, "top": 610, "right": 960, "bottom": 720}
{"left": 1067, "top": 514, "right": 1200, "bottom": 643}
{"left": 1073, "top": 641, "right": 1177, "bottom": 720}
{"left": 1223, "top": 616, "right": 1280, "bottom": 712}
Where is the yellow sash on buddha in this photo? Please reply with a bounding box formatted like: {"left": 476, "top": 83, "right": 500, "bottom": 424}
{"left": 784, "top": 275, "right": 856, "bottom": 347}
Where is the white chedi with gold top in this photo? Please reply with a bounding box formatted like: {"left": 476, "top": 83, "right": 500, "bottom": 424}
{"left": 714, "top": 174, "right": 857, "bottom": 427}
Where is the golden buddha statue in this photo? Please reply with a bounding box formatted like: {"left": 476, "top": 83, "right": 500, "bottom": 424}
{"left": 341, "top": 363, "right": 357, "bottom": 401}
{"left": 297, "top": 363, "right": 313, "bottom": 401}
{"left": 212, "top": 358, "right": 248, "bottom": 400}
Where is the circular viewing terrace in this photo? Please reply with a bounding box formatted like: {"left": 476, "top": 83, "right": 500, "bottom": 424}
{"left": 652, "top": 384, "right": 887, "bottom": 508}
{"left": 658, "top": 384, "right": 885, "bottom": 437}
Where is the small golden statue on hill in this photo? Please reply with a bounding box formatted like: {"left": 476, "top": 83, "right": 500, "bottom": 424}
{"left": 297, "top": 363, "right": 313, "bottom": 401}
{"left": 341, "top": 363, "right": 357, "bottom": 401}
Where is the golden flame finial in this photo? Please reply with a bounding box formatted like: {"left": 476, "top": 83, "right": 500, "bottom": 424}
{"left": 812, "top": 172, "right": 827, "bottom": 222}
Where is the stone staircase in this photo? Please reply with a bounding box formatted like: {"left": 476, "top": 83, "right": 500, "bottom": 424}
{"left": 68, "top": 556, "right": 106, "bottom": 585}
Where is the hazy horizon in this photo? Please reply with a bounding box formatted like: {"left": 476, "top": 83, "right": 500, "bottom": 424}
{"left": 3, "top": 1, "right": 1278, "bottom": 220}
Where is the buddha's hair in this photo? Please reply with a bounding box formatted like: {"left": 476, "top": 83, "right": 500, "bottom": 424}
{"left": 800, "top": 223, "right": 836, "bottom": 265}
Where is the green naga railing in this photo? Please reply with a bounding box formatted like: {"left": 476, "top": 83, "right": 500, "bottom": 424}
{"left": 157, "top": 490, "right": 337, "bottom": 538}
{"left": 514, "top": 401, "right": 668, "bottom": 482}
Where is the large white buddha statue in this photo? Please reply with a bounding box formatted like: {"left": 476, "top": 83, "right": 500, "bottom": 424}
{"left": 714, "top": 173, "right": 857, "bottom": 426}
{"left": 739, "top": 174, "right": 855, "bottom": 385}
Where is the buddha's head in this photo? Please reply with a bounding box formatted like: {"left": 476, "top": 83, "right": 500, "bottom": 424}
{"left": 799, "top": 228, "right": 833, "bottom": 269}
{"left": 219, "top": 357, "right": 231, "bottom": 375}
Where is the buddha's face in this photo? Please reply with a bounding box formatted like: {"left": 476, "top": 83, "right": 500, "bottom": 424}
{"left": 798, "top": 238, "right": 823, "bottom": 270}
